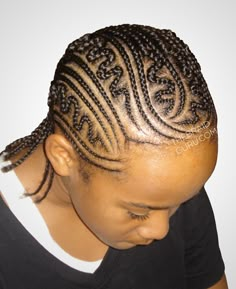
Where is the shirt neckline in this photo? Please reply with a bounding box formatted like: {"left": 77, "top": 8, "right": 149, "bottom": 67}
{"left": 0, "top": 194, "right": 121, "bottom": 286}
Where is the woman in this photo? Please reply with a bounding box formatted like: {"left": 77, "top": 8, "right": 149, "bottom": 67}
{"left": 0, "top": 24, "right": 228, "bottom": 288}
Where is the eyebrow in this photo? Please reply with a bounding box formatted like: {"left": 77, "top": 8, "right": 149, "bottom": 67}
{"left": 126, "top": 202, "right": 170, "bottom": 211}
{"left": 125, "top": 189, "right": 202, "bottom": 211}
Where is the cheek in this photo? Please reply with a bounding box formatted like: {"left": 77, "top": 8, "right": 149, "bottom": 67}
{"left": 71, "top": 193, "right": 130, "bottom": 238}
{"left": 69, "top": 181, "right": 135, "bottom": 243}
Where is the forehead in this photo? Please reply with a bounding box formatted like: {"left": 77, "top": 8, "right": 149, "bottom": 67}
{"left": 88, "top": 139, "right": 217, "bottom": 206}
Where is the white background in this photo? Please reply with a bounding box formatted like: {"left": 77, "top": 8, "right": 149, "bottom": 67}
{"left": 0, "top": 0, "right": 235, "bottom": 287}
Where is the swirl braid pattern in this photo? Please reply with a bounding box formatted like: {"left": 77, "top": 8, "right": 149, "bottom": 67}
{"left": 1, "top": 24, "right": 217, "bottom": 201}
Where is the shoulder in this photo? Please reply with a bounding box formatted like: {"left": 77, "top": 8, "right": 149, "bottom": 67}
{"left": 179, "top": 187, "right": 225, "bottom": 289}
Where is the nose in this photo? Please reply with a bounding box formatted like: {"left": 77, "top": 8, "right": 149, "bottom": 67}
{"left": 136, "top": 211, "right": 170, "bottom": 241}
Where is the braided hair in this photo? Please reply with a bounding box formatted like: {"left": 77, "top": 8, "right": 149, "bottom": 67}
{"left": 0, "top": 24, "right": 217, "bottom": 201}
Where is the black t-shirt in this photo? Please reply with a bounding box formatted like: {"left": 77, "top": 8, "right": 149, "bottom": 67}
{"left": 0, "top": 187, "right": 224, "bottom": 289}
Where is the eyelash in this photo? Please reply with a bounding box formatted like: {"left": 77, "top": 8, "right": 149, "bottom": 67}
{"left": 128, "top": 211, "right": 150, "bottom": 221}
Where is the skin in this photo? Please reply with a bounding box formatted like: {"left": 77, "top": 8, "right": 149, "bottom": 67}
{"left": 10, "top": 131, "right": 228, "bottom": 288}
{"left": 64, "top": 140, "right": 217, "bottom": 250}
{"left": 13, "top": 131, "right": 217, "bottom": 253}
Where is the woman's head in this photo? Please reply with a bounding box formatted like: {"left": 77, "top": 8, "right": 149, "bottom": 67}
{"left": 61, "top": 138, "right": 217, "bottom": 249}
{"left": 1, "top": 24, "right": 218, "bottom": 203}
{"left": 48, "top": 24, "right": 217, "bottom": 170}
{"left": 1, "top": 24, "right": 218, "bottom": 248}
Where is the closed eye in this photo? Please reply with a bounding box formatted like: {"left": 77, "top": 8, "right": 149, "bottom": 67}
{"left": 127, "top": 211, "right": 150, "bottom": 221}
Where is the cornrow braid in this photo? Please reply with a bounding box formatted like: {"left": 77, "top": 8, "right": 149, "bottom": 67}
{"left": 1, "top": 24, "right": 217, "bottom": 201}
{"left": 101, "top": 27, "right": 189, "bottom": 136}
{"left": 62, "top": 53, "right": 128, "bottom": 140}
{"left": 1, "top": 113, "right": 54, "bottom": 172}
{"left": 137, "top": 27, "right": 186, "bottom": 118}
{"left": 23, "top": 160, "right": 54, "bottom": 203}
{"left": 141, "top": 25, "right": 216, "bottom": 126}
{"left": 1, "top": 112, "right": 54, "bottom": 200}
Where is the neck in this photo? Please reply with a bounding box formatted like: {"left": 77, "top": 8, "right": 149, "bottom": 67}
{"left": 11, "top": 145, "right": 108, "bottom": 261}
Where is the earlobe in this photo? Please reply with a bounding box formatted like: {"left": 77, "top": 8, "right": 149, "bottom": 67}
{"left": 44, "top": 134, "right": 77, "bottom": 176}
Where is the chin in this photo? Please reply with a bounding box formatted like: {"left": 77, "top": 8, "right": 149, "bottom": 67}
{"left": 109, "top": 241, "right": 136, "bottom": 250}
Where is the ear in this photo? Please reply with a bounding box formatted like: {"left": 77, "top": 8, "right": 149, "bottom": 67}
{"left": 44, "top": 134, "right": 78, "bottom": 176}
